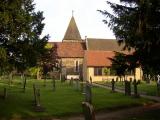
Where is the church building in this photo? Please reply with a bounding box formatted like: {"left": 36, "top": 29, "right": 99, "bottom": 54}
{"left": 51, "top": 15, "right": 143, "bottom": 82}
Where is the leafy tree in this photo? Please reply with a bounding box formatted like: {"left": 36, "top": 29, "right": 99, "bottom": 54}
{"left": 28, "top": 66, "right": 42, "bottom": 79}
{"left": 0, "top": 47, "right": 7, "bottom": 75}
{"left": 0, "top": 0, "right": 48, "bottom": 78}
{"left": 40, "top": 43, "right": 59, "bottom": 86}
{"left": 109, "top": 52, "right": 129, "bottom": 81}
{"left": 99, "top": 0, "right": 160, "bottom": 75}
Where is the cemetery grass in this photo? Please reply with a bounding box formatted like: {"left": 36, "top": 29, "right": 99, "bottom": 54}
{"left": 95, "top": 81, "right": 157, "bottom": 96}
{"left": 0, "top": 77, "right": 154, "bottom": 119}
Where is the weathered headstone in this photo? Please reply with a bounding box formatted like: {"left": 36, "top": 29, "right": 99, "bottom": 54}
{"left": 111, "top": 79, "right": 115, "bottom": 92}
{"left": 125, "top": 80, "right": 131, "bottom": 96}
{"left": 85, "top": 82, "right": 92, "bottom": 104}
{"left": 43, "top": 75, "right": 47, "bottom": 87}
{"left": 157, "top": 75, "right": 160, "bottom": 96}
{"left": 33, "top": 84, "right": 45, "bottom": 112}
{"left": 74, "top": 79, "right": 80, "bottom": 90}
{"left": 3, "top": 88, "right": 7, "bottom": 99}
{"left": 23, "top": 76, "right": 27, "bottom": 92}
{"left": 90, "top": 76, "right": 92, "bottom": 84}
{"left": 129, "top": 78, "right": 132, "bottom": 83}
{"left": 33, "top": 84, "right": 37, "bottom": 105}
{"left": 36, "top": 88, "right": 41, "bottom": 107}
{"left": 82, "top": 102, "right": 96, "bottom": 120}
{"left": 52, "top": 77, "right": 56, "bottom": 91}
{"left": 116, "top": 77, "right": 118, "bottom": 82}
{"left": 133, "top": 79, "right": 140, "bottom": 97}
{"left": 70, "top": 77, "right": 73, "bottom": 86}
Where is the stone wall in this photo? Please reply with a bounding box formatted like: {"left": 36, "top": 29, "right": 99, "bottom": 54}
{"left": 61, "top": 58, "right": 83, "bottom": 79}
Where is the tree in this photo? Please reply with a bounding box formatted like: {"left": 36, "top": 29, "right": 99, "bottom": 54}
{"left": 40, "top": 43, "right": 59, "bottom": 86}
{"left": 0, "top": 47, "right": 7, "bottom": 75}
{"left": 109, "top": 52, "right": 128, "bottom": 81}
{"left": 99, "top": 0, "right": 160, "bottom": 75}
{"left": 0, "top": 0, "right": 48, "bottom": 77}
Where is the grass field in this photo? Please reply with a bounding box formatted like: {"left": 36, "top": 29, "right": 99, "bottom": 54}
{"left": 0, "top": 77, "right": 154, "bottom": 119}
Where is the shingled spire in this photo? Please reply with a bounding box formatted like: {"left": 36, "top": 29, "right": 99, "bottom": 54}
{"left": 63, "top": 15, "right": 81, "bottom": 42}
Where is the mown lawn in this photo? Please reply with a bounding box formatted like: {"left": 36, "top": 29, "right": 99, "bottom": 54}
{"left": 95, "top": 80, "right": 158, "bottom": 96}
{"left": 0, "top": 77, "right": 154, "bottom": 119}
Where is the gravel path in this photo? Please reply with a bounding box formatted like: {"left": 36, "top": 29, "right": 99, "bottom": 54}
{"left": 62, "top": 103, "right": 160, "bottom": 120}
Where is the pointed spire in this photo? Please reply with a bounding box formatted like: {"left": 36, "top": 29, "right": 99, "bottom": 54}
{"left": 63, "top": 13, "right": 81, "bottom": 41}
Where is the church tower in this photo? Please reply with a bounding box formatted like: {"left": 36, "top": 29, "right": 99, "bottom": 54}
{"left": 63, "top": 14, "right": 83, "bottom": 42}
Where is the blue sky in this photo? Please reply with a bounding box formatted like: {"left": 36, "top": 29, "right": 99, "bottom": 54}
{"left": 34, "top": 0, "right": 119, "bottom": 41}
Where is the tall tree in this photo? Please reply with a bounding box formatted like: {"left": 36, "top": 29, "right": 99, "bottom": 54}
{"left": 99, "top": 0, "right": 160, "bottom": 75}
{"left": 0, "top": 0, "right": 48, "bottom": 75}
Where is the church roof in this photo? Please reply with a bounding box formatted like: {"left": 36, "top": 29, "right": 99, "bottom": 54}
{"left": 87, "top": 38, "right": 124, "bottom": 51}
{"left": 85, "top": 51, "right": 115, "bottom": 67}
{"left": 63, "top": 16, "right": 81, "bottom": 40}
{"left": 51, "top": 42, "right": 86, "bottom": 58}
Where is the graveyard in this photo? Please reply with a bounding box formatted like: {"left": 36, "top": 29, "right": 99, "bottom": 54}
{"left": 0, "top": 77, "right": 154, "bottom": 119}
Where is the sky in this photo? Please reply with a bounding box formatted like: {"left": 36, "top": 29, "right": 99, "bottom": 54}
{"left": 34, "top": 0, "right": 119, "bottom": 42}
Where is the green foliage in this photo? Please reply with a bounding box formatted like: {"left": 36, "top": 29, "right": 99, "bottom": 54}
{"left": 0, "top": 47, "right": 8, "bottom": 75}
{"left": 28, "top": 66, "right": 42, "bottom": 78}
{"left": 0, "top": 0, "right": 49, "bottom": 73}
{"left": 103, "top": 67, "right": 110, "bottom": 75}
{"left": 99, "top": 0, "right": 160, "bottom": 74}
{"left": 109, "top": 52, "right": 128, "bottom": 77}
{"left": 41, "top": 43, "right": 59, "bottom": 76}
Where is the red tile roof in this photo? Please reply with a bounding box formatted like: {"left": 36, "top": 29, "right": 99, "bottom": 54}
{"left": 51, "top": 42, "right": 86, "bottom": 58}
{"left": 85, "top": 50, "right": 132, "bottom": 67}
{"left": 85, "top": 51, "right": 115, "bottom": 67}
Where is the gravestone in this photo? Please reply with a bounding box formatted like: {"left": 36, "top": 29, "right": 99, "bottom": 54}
{"left": 116, "top": 77, "right": 118, "bottom": 82}
{"left": 125, "top": 80, "right": 131, "bottom": 96}
{"left": 90, "top": 76, "right": 92, "bottom": 84}
{"left": 129, "top": 78, "right": 132, "bottom": 83}
{"left": 33, "top": 84, "right": 45, "bottom": 112}
{"left": 111, "top": 79, "right": 115, "bottom": 92}
{"left": 43, "top": 75, "right": 47, "bottom": 87}
{"left": 133, "top": 79, "right": 140, "bottom": 97}
{"left": 157, "top": 75, "right": 160, "bottom": 96}
{"left": 70, "top": 77, "right": 73, "bottom": 86}
{"left": 36, "top": 88, "right": 41, "bottom": 107}
{"left": 85, "top": 82, "right": 92, "bottom": 104}
{"left": 74, "top": 79, "right": 80, "bottom": 91}
{"left": 33, "top": 84, "right": 37, "bottom": 105}
{"left": 3, "top": 88, "right": 7, "bottom": 99}
{"left": 82, "top": 102, "right": 96, "bottom": 120}
{"left": 23, "top": 76, "right": 27, "bottom": 92}
{"left": 52, "top": 77, "right": 56, "bottom": 91}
